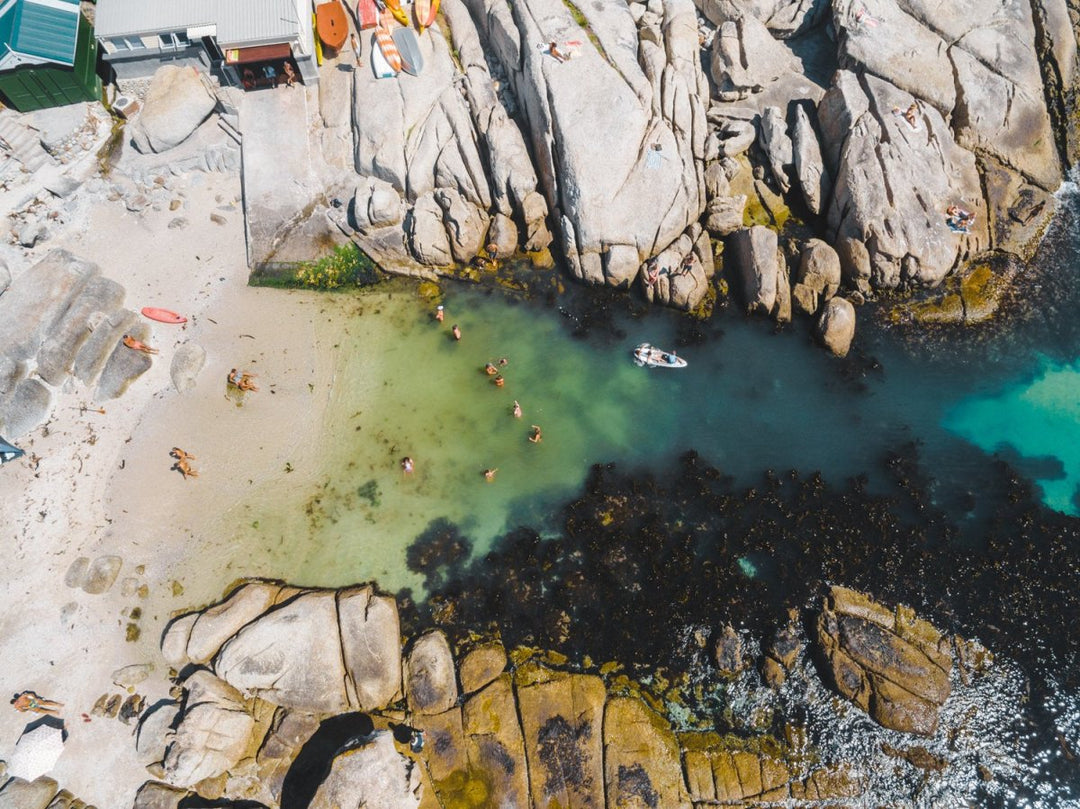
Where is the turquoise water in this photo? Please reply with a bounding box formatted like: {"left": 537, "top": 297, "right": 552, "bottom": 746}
{"left": 945, "top": 358, "right": 1080, "bottom": 515}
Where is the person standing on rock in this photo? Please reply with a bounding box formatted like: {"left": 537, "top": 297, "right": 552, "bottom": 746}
{"left": 351, "top": 33, "right": 363, "bottom": 68}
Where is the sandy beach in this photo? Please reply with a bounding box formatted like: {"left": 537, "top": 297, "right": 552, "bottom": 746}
{"left": 0, "top": 164, "right": 348, "bottom": 805}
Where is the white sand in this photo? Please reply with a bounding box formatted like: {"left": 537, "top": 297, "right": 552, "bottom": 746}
{"left": 0, "top": 165, "right": 347, "bottom": 804}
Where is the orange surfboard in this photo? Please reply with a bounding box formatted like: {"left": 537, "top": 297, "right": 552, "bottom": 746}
{"left": 414, "top": 0, "right": 439, "bottom": 30}
{"left": 374, "top": 24, "right": 403, "bottom": 73}
{"left": 141, "top": 307, "right": 187, "bottom": 324}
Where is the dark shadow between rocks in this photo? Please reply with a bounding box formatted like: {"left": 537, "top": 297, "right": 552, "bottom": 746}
{"left": 280, "top": 712, "right": 375, "bottom": 809}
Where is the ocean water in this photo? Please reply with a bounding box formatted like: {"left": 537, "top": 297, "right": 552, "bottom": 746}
{"left": 219, "top": 174, "right": 1080, "bottom": 597}
{"left": 202, "top": 174, "right": 1080, "bottom": 804}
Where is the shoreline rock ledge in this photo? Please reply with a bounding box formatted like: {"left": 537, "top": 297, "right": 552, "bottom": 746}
{"left": 132, "top": 579, "right": 881, "bottom": 808}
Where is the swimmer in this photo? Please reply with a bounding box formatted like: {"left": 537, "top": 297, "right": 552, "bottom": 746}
{"left": 452, "top": 324, "right": 462, "bottom": 341}
{"left": 483, "top": 467, "right": 498, "bottom": 481}
{"left": 512, "top": 400, "right": 522, "bottom": 418}
{"left": 498, "top": 357, "right": 508, "bottom": 366}
{"left": 401, "top": 456, "right": 414, "bottom": 475}
{"left": 493, "top": 374, "right": 505, "bottom": 387}
{"left": 485, "top": 363, "right": 498, "bottom": 375}
{"left": 529, "top": 425, "right": 542, "bottom": 443}
{"left": 435, "top": 305, "right": 444, "bottom": 322}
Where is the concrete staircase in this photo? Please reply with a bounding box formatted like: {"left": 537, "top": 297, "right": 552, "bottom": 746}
{"left": 0, "top": 110, "right": 56, "bottom": 172}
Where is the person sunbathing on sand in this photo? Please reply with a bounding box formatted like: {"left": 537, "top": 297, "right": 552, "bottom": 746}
{"left": 229, "top": 368, "right": 259, "bottom": 391}
{"left": 122, "top": 335, "right": 158, "bottom": 354}
{"left": 173, "top": 457, "right": 199, "bottom": 480}
{"left": 170, "top": 447, "right": 196, "bottom": 463}
{"left": 11, "top": 691, "right": 63, "bottom": 716}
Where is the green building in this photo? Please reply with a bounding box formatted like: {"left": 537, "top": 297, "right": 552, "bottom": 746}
{"left": 0, "top": 0, "right": 100, "bottom": 112}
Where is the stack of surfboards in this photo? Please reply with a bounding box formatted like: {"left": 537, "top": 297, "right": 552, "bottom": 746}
{"left": 364, "top": 0, "right": 430, "bottom": 78}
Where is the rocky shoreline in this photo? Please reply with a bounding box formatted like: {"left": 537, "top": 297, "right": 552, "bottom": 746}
{"left": 0, "top": 581, "right": 1010, "bottom": 809}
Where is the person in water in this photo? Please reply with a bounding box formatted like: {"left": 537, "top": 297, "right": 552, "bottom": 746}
{"left": 529, "top": 425, "right": 542, "bottom": 443}
{"left": 452, "top": 324, "right": 461, "bottom": 341}
{"left": 435, "top": 304, "right": 444, "bottom": 322}
{"left": 483, "top": 467, "right": 498, "bottom": 481}
{"left": 485, "top": 362, "right": 498, "bottom": 375}
{"left": 401, "top": 456, "right": 414, "bottom": 475}
{"left": 493, "top": 374, "right": 505, "bottom": 387}
{"left": 512, "top": 400, "right": 522, "bottom": 418}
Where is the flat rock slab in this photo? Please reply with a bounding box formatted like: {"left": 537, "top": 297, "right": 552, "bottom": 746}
{"left": 239, "top": 89, "right": 317, "bottom": 267}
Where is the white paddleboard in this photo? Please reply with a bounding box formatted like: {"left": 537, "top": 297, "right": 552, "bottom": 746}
{"left": 371, "top": 31, "right": 397, "bottom": 78}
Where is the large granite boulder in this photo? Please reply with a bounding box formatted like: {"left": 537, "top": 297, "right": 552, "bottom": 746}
{"left": 517, "top": 666, "right": 606, "bottom": 809}
{"left": 404, "top": 630, "right": 457, "bottom": 715}
{"left": 309, "top": 731, "right": 422, "bottom": 809}
{"left": 815, "top": 586, "right": 953, "bottom": 736}
{"left": 793, "top": 238, "right": 841, "bottom": 316}
{"left": 709, "top": 15, "right": 800, "bottom": 100}
{"left": 464, "top": 0, "right": 707, "bottom": 294}
{"left": 604, "top": 697, "right": 692, "bottom": 808}
{"left": 461, "top": 674, "right": 530, "bottom": 807}
{"left": 211, "top": 588, "right": 386, "bottom": 713}
{"left": 819, "top": 70, "right": 987, "bottom": 290}
{"left": 791, "top": 102, "right": 830, "bottom": 216}
{"left": 130, "top": 66, "right": 218, "bottom": 154}
{"left": 727, "top": 226, "right": 783, "bottom": 315}
{"left": 459, "top": 641, "right": 507, "bottom": 694}
{"left": 163, "top": 670, "right": 256, "bottom": 787}
{"left": 816, "top": 296, "right": 856, "bottom": 357}
{"left": 349, "top": 10, "right": 549, "bottom": 274}
{"left": 185, "top": 581, "right": 285, "bottom": 665}
{"left": 836, "top": 0, "right": 1061, "bottom": 190}
{"left": 339, "top": 584, "right": 402, "bottom": 710}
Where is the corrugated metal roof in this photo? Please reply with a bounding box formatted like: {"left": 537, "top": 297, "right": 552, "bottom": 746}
{"left": 95, "top": 0, "right": 306, "bottom": 46}
{"left": 1, "top": 0, "right": 80, "bottom": 66}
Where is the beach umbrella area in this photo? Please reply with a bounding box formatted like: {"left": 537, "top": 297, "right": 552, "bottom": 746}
{"left": 0, "top": 435, "right": 24, "bottom": 464}
{"left": 8, "top": 724, "right": 65, "bottom": 781}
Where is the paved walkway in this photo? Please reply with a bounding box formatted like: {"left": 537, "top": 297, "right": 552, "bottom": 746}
{"left": 239, "top": 84, "right": 316, "bottom": 267}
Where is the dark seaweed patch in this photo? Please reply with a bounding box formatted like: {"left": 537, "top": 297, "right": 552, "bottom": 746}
{"left": 537, "top": 715, "right": 592, "bottom": 795}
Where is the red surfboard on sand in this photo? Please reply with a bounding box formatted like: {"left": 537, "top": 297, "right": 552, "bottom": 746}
{"left": 141, "top": 307, "right": 187, "bottom": 324}
{"left": 357, "top": 0, "right": 378, "bottom": 29}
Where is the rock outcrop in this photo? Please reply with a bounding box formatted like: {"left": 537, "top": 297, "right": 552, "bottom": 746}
{"left": 0, "top": 250, "right": 149, "bottom": 437}
{"left": 129, "top": 66, "right": 218, "bottom": 155}
{"left": 309, "top": 732, "right": 422, "bottom": 809}
{"left": 815, "top": 586, "right": 953, "bottom": 736}
{"left": 163, "top": 582, "right": 402, "bottom": 713}
{"left": 141, "top": 582, "right": 1010, "bottom": 807}
{"left": 163, "top": 670, "right": 255, "bottom": 787}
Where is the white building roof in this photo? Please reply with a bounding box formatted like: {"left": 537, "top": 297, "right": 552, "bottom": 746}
{"left": 94, "top": 0, "right": 307, "bottom": 47}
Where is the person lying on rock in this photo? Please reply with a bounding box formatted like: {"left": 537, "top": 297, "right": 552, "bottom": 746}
{"left": 122, "top": 335, "right": 158, "bottom": 354}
